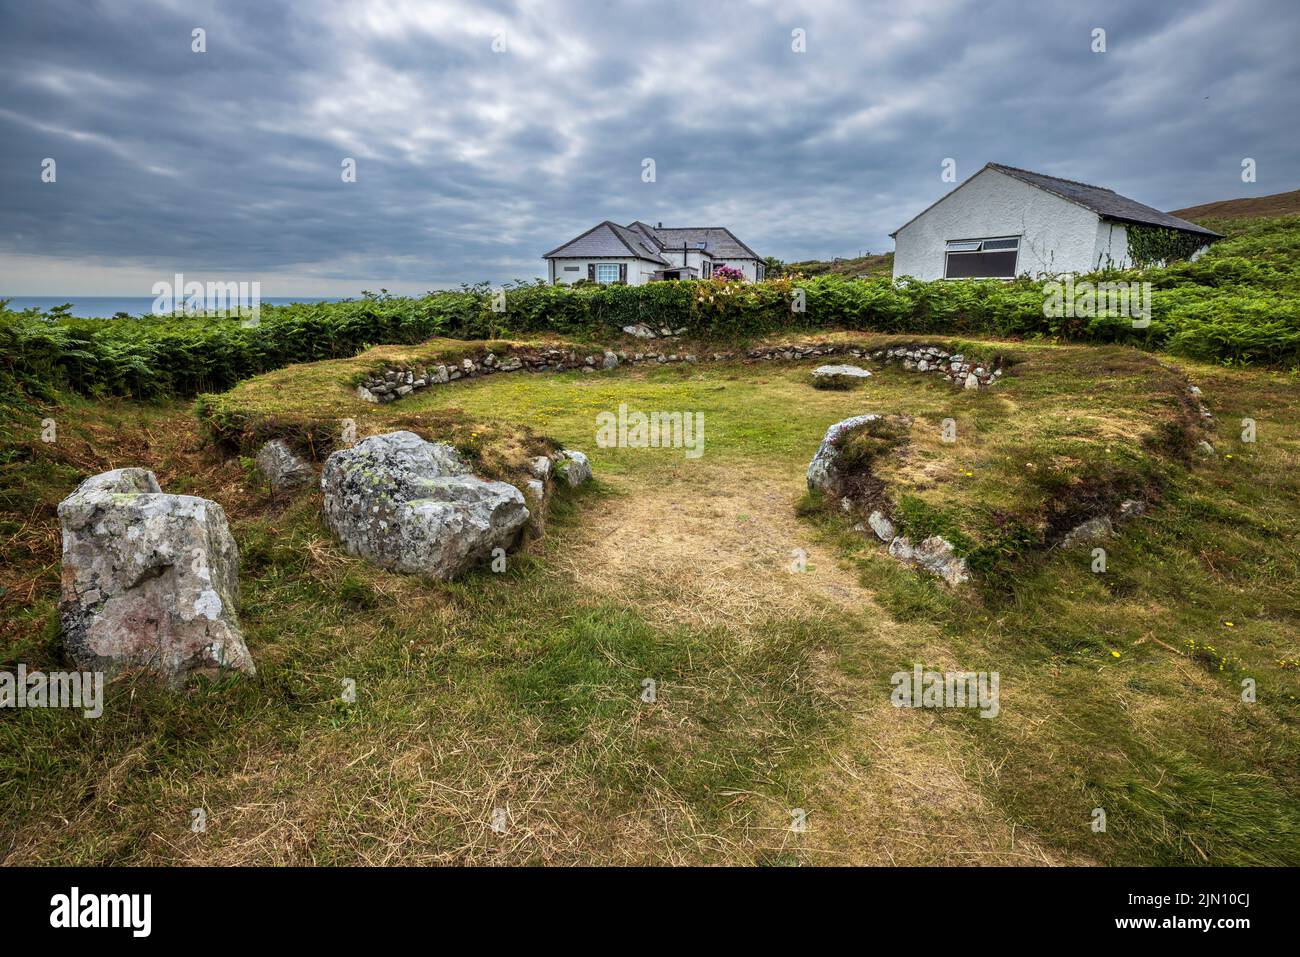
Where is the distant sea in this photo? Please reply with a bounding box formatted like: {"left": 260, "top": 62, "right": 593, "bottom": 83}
{"left": 1, "top": 296, "right": 342, "bottom": 319}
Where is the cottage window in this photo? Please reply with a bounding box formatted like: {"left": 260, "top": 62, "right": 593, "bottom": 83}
{"left": 944, "top": 237, "right": 1020, "bottom": 278}
{"left": 595, "top": 263, "right": 620, "bottom": 284}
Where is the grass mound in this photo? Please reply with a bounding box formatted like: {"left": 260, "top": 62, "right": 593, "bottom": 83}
{"left": 800, "top": 343, "right": 1208, "bottom": 580}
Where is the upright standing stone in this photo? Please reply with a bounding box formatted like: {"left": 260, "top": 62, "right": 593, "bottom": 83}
{"left": 58, "top": 469, "right": 255, "bottom": 687}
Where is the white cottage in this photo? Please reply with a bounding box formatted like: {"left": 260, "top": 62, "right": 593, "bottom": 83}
{"left": 543, "top": 221, "right": 764, "bottom": 285}
{"left": 891, "top": 163, "right": 1221, "bottom": 280}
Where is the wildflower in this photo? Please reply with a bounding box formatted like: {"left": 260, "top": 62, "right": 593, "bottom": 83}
{"left": 1111, "top": 650, "right": 1121, "bottom": 658}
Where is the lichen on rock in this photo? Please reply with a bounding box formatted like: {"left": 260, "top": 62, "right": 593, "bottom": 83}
{"left": 58, "top": 468, "right": 255, "bottom": 687}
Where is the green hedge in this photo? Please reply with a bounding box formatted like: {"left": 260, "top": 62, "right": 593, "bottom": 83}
{"left": 4, "top": 216, "right": 1298, "bottom": 399}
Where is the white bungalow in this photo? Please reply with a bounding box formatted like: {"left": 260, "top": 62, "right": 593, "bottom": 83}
{"left": 891, "top": 163, "right": 1221, "bottom": 280}
{"left": 544, "top": 221, "right": 765, "bottom": 285}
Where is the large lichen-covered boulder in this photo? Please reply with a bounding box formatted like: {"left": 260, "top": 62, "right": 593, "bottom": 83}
{"left": 806, "top": 414, "right": 882, "bottom": 497}
{"left": 320, "top": 431, "right": 529, "bottom": 579}
{"left": 58, "top": 468, "right": 255, "bottom": 688}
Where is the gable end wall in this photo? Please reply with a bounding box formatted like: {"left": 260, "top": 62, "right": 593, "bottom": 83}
{"left": 893, "top": 169, "right": 1103, "bottom": 279}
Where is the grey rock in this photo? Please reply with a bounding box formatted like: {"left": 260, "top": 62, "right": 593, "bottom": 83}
{"left": 602, "top": 350, "right": 619, "bottom": 370}
{"left": 58, "top": 468, "right": 255, "bottom": 687}
{"left": 812, "top": 364, "right": 873, "bottom": 386}
{"left": 623, "top": 323, "right": 656, "bottom": 339}
{"left": 357, "top": 385, "right": 380, "bottom": 403}
{"left": 1061, "top": 516, "right": 1113, "bottom": 547}
{"left": 256, "top": 439, "right": 314, "bottom": 492}
{"left": 1118, "top": 499, "right": 1146, "bottom": 520}
{"left": 807, "top": 414, "right": 882, "bottom": 497}
{"left": 1196, "top": 439, "right": 1216, "bottom": 457}
{"left": 320, "top": 431, "right": 527, "bottom": 580}
{"left": 964, "top": 372, "right": 980, "bottom": 390}
{"left": 888, "top": 535, "right": 969, "bottom": 586}
{"left": 868, "top": 509, "right": 895, "bottom": 542}
{"left": 554, "top": 449, "right": 592, "bottom": 487}
{"left": 529, "top": 456, "right": 552, "bottom": 480}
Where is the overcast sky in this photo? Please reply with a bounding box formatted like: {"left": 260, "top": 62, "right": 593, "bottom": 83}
{"left": 1, "top": 0, "right": 1297, "bottom": 296}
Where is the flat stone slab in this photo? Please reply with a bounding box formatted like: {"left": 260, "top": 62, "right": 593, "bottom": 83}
{"left": 812, "top": 364, "right": 873, "bottom": 380}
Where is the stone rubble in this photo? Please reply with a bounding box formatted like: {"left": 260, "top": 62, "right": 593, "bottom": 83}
{"left": 806, "top": 414, "right": 971, "bottom": 587}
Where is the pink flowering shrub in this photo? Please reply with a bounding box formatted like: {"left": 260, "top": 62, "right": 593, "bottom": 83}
{"left": 713, "top": 265, "right": 745, "bottom": 281}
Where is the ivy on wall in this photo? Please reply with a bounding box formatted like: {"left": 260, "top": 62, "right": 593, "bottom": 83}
{"left": 1126, "top": 224, "right": 1210, "bottom": 266}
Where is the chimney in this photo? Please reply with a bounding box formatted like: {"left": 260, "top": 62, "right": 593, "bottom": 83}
{"left": 657, "top": 221, "right": 662, "bottom": 228}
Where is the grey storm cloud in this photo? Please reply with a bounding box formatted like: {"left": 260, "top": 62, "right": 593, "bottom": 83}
{"left": 1, "top": 0, "right": 1297, "bottom": 293}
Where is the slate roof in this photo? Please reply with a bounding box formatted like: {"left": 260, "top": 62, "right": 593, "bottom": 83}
{"left": 891, "top": 163, "right": 1223, "bottom": 239}
{"left": 643, "top": 225, "right": 761, "bottom": 259}
{"left": 987, "top": 164, "right": 1222, "bottom": 237}
{"left": 545, "top": 221, "right": 761, "bottom": 261}
{"left": 543, "top": 221, "right": 669, "bottom": 263}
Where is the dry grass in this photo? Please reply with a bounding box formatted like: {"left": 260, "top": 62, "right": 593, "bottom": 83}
{"left": 552, "top": 457, "right": 877, "bottom": 631}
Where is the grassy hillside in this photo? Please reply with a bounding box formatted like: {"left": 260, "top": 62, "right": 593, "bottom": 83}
{"left": 1173, "top": 188, "right": 1300, "bottom": 221}
{"left": 778, "top": 252, "right": 895, "bottom": 279}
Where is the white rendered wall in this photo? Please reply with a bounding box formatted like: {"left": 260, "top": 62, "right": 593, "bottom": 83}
{"left": 892, "top": 169, "right": 1103, "bottom": 279}
{"left": 546, "top": 257, "right": 659, "bottom": 286}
